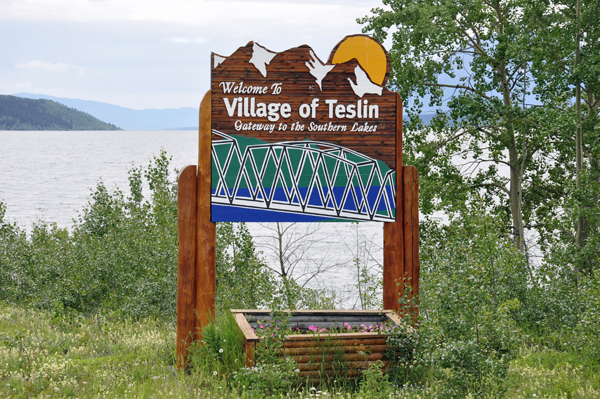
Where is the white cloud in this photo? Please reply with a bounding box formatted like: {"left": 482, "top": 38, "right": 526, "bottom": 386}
{"left": 0, "top": 0, "right": 388, "bottom": 108}
{"left": 0, "top": 0, "right": 370, "bottom": 31}
{"left": 13, "top": 81, "right": 33, "bottom": 88}
{"left": 163, "top": 37, "right": 208, "bottom": 44}
{"left": 16, "top": 60, "right": 88, "bottom": 77}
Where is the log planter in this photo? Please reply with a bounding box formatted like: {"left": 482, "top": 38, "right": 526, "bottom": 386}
{"left": 231, "top": 309, "right": 404, "bottom": 381}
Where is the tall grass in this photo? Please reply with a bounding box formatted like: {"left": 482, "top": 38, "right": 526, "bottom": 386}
{"left": 1, "top": 302, "right": 599, "bottom": 398}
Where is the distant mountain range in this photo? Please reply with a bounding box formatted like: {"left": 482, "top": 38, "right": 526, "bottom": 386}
{"left": 14, "top": 93, "right": 198, "bottom": 131}
{"left": 10, "top": 93, "right": 435, "bottom": 131}
{"left": 0, "top": 95, "right": 120, "bottom": 131}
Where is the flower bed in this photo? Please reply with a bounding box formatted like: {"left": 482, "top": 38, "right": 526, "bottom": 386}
{"left": 231, "top": 309, "right": 406, "bottom": 380}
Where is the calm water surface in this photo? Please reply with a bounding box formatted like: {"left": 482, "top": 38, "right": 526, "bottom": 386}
{"left": 0, "top": 130, "right": 383, "bottom": 307}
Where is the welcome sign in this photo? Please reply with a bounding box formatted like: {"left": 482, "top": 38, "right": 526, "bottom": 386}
{"left": 211, "top": 35, "right": 399, "bottom": 222}
{"left": 177, "top": 36, "right": 418, "bottom": 368}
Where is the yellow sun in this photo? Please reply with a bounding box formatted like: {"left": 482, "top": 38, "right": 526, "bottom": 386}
{"left": 329, "top": 35, "right": 388, "bottom": 86}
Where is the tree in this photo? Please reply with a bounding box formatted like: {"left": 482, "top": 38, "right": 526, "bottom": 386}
{"left": 340, "top": 222, "right": 383, "bottom": 310}
{"left": 524, "top": 0, "right": 600, "bottom": 274}
{"left": 253, "top": 222, "right": 342, "bottom": 308}
{"left": 359, "top": 0, "right": 563, "bottom": 252}
{"left": 215, "top": 222, "right": 277, "bottom": 310}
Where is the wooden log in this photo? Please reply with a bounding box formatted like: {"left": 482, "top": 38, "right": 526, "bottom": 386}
{"left": 296, "top": 360, "right": 390, "bottom": 371}
{"left": 403, "top": 165, "right": 414, "bottom": 300}
{"left": 233, "top": 312, "right": 259, "bottom": 342}
{"left": 289, "top": 352, "right": 386, "bottom": 364}
{"left": 399, "top": 165, "right": 420, "bottom": 317}
{"left": 298, "top": 368, "right": 372, "bottom": 379}
{"left": 245, "top": 340, "right": 255, "bottom": 368}
{"left": 383, "top": 222, "right": 398, "bottom": 310}
{"left": 176, "top": 165, "right": 197, "bottom": 369}
{"left": 282, "top": 345, "right": 388, "bottom": 356}
{"left": 410, "top": 166, "right": 420, "bottom": 314}
{"left": 283, "top": 337, "right": 387, "bottom": 348}
{"left": 383, "top": 93, "right": 404, "bottom": 311}
{"left": 196, "top": 91, "right": 217, "bottom": 339}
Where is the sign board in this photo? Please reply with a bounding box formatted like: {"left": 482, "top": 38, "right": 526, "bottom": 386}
{"left": 176, "top": 35, "right": 419, "bottom": 368}
{"left": 211, "top": 35, "right": 399, "bottom": 222}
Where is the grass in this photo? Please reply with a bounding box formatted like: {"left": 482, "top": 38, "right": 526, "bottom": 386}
{"left": 504, "top": 347, "right": 600, "bottom": 398}
{"left": 1, "top": 301, "right": 599, "bottom": 398}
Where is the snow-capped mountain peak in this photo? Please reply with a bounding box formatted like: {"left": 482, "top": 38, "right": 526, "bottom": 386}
{"left": 305, "top": 50, "right": 334, "bottom": 90}
{"left": 249, "top": 42, "right": 276, "bottom": 78}
{"left": 348, "top": 65, "right": 383, "bottom": 97}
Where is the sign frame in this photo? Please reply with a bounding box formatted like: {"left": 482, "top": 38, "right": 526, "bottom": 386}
{"left": 176, "top": 36, "right": 419, "bottom": 368}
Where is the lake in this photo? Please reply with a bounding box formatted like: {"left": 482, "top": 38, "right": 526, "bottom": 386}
{"left": 0, "top": 130, "right": 385, "bottom": 308}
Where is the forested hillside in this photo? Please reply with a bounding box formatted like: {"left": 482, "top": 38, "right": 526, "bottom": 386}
{"left": 0, "top": 95, "right": 120, "bottom": 130}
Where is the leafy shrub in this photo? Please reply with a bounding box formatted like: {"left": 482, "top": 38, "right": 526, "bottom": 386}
{"left": 215, "top": 222, "right": 277, "bottom": 311}
{"left": 359, "top": 360, "right": 394, "bottom": 398}
{"left": 404, "top": 207, "right": 524, "bottom": 397}
{"left": 566, "top": 271, "right": 600, "bottom": 358}
{"left": 231, "top": 358, "right": 300, "bottom": 397}
{"left": 0, "top": 151, "right": 287, "bottom": 319}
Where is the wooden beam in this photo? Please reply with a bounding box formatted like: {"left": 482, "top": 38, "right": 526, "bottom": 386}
{"left": 403, "top": 165, "right": 414, "bottom": 300}
{"left": 408, "top": 166, "right": 420, "bottom": 313}
{"left": 383, "top": 93, "right": 404, "bottom": 311}
{"left": 196, "top": 91, "right": 216, "bottom": 338}
{"left": 232, "top": 312, "right": 259, "bottom": 342}
{"left": 176, "top": 164, "right": 197, "bottom": 369}
{"left": 383, "top": 223, "right": 399, "bottom": 310}
{"left": 245, "top": 341, "right": 255, "bottom": 368}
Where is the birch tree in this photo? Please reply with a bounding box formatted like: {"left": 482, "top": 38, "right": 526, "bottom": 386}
{"left": 524, "top": 0, "right": 600, "bottom": 274}
{"left": 360, "top": 0, "right": 561, "bottom": 251}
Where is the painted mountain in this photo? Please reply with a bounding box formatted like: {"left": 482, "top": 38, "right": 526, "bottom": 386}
{"left": 210, "top": 35, "right": 399, "bottom": 222}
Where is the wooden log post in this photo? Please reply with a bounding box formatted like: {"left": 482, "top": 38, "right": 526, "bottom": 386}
{"left": 383, "top": 93, "right": 420, "bottom": 314}
{"left": 383, "top": 93, "right": 404, "bottom": 311}
{"left": 196, "top": 91, "right": 217, "bottom": 339}
{"left": 403, "top": 165, "right": 419, "bottom": 315}
{"left": 402, "top": 166, "right": 421, "bottom": 316}
{"left": 176, "top": 165, "right": 197, "bottom": 368}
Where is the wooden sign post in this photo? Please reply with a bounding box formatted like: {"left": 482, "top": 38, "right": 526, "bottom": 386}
{"left": 176, "top": 35, "right": 419, "bottom": 368}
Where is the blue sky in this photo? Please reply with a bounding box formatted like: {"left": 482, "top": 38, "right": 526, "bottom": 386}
{"left": 0, "top": 0, "right": 390, "bottom": 110}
